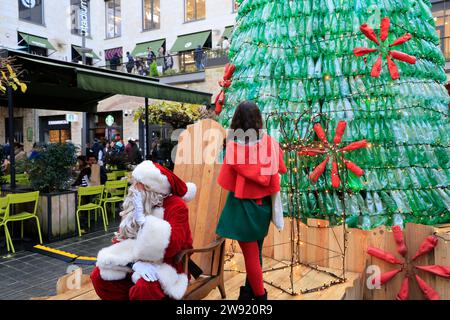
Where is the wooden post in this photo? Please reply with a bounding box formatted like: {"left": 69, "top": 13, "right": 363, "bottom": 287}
{"left": 7, "top": 85, "right": 15, "bottom": 189}
{"left": 145, "top": 97, "right": 150, "bottom": 160}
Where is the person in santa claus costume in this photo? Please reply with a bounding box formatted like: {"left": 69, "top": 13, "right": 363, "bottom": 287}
{"left": 90, "top": 160, "right": 197, "bottom": 300}
{"left": 216, "top": 101, "right": 287, "bottom": 300}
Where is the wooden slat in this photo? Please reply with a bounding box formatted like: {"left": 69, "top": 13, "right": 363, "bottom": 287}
{"left": 59, "top": 194, "right": 68, "bottom": 236}
{"left": 51, "top": 195, "right": 60, "bottom": 238}
{"left": 68, "top": 193, "right": 76, "bottom": 233}
{"left": 434, "top": 230, "right": 450, "bottom": 299}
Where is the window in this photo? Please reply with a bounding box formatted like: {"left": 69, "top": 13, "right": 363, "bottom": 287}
{"left": 185, "top": 0, "right": 205, "bottom": 22}
{"left": 232, "top": 0, "right": 239, "bottom": 13}
{"left": 143, "top": 0, "right": 160, "bottom": 30}
{"left": 5, "top": 118, "right": 24, "bottom": 144}
{"left": 106, "top": 0, "right": 121, "bottom": 38}
{"left": 18, "top": 0, "right": 44, "bottom": 25}
{"left": 432, "top": 0, "right": 450, "bottom": 60}
{"left": 71, "top": 0, "right": 91, "bottom": 36}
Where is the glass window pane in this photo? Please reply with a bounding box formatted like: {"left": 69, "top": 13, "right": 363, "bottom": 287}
{"left": 143, "top": 0, "right": 160, "bottom": 30}
{"left": 196, "top": 0, "right": 205, "bottom": 19}
{"left": 185, "top": 0, "right": 195, "bottom": 21}
{"left": 18, "top": 0, "right": 44, "bottom": 25}
{"left": 106, "top": 0, "right": 121, "bottom": 38}
{"left": 115, "top": 1, "right": 122, "bottom": 37}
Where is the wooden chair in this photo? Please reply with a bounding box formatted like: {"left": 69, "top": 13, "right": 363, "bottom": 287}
{"left": 173, "top": 119, "right": 229, "bottom": 300}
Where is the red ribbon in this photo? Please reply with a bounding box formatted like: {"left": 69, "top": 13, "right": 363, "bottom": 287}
{"left": 313, "top": 123, "right": 328, "bottom": 144}
{"left": 298, "top": 147, "right": 325, "bottom": 157}
{"left": 367, "top": 247, "right": 404, "bottom": 265}
{"left": 371, "top": 54, "right": 383, "bottom": 78}
{"left": 353, "top": 47, "right": 378, "bottom": 57}
{"left": 387, "top": 55, "right": 399, "bottom": 80}
{"left": 390, "top": 50, "right": 417, "bottom": 64}
{"left": 390, "top": 33, "right": 412, "bottom": 47}
{"left": 310, "top": 157, "right": 329, "bottom": 182}
{"left": 392, "top": 225, "right": 408, "bottom": 257}
{"left": 215, "top": 63, "right": 236, "bottom": 115}
{"left": 415, "top": 265, "right": 450, "bottom": 279}
{"left": 380, "top": 17, "right": 390, "bottom": 42}
{"left": 415, "top": 274, "right": 440, "bottom": 300}
{"left": 412, "top": 236, "right": 438, "bottom": 261}
{"left": 333, "top": 121, "right": 347, "bottom": 145}
{"left": 376, "top": 269, "right": 402, "bottom": 285}
{"left": 396, "top": 276, "right": 409, "bottom": 300}
{"left": 360, "top": 23, "right": 380, "bottom": 45}
{"left": 331, "top": 160, "right": 341, "bottom": 188}
{"left": 341, "top": 140, "right": 368, "bottom": 152}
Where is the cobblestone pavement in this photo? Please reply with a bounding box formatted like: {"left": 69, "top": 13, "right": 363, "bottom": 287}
{"left": 0, "top": 226, "right": 118, "bottom": 300}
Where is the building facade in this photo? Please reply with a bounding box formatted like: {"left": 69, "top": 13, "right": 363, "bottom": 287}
{"left": 0, "top": 0, "right": 448, "bottom": 154}
{"left": 0, "top": 0, "right": 237, "bottom": 153}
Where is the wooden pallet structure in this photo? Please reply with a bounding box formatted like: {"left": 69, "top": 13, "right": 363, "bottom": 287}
{"left": 35, "top": 120, "right": 450, "bottom": 300}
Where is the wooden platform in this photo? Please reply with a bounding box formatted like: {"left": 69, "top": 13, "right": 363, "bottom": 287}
{"left": 34, "top": 253, "right": 361, "bottom": 300}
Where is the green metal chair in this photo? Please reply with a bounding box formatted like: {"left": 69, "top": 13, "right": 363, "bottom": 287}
{"left": 101, "top": 179, "right": 128, "bottom": 225}
{"left": 76, "top": 185, "right": 107, "bottom": 237}
{"left": 114, "top": 170, "right": 127, "bottom": 180}
{"left": 0, "top": 197, "right": 13, "bottom": 252}
{"left": 0, "top": 191, "right": 42, "bottom": 253}
{"left": 106, "top": 172, "right": 117, "bottom": 181}
{"left": 4, "top": 174, "right": 30, "bottom": 185}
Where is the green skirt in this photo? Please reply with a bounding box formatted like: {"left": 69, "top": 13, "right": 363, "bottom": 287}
{"left": 216, "top": 192, "right": 272, "bottom": 242}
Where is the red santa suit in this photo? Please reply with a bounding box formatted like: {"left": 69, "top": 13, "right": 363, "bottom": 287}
{"left": 90, "top": 161, "right": 196, "bottom": 300}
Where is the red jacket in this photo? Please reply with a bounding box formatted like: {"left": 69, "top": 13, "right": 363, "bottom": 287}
{"left": 218, "top": 134, "right": 287, "bottom": 199}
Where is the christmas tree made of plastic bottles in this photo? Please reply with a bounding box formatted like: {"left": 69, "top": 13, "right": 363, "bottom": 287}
{"left": 220, "top": 0, "right": 450, "bottom": 230}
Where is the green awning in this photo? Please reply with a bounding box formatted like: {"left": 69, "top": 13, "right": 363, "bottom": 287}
{"left": 19, "top": 32, "right": 56, "bottom": 50}
{"left": 73, "top": 46, "right": 101, "bottom": 60}
{"left": 170, "top": 31, "right": 211, "bottom": 53}
{"left": 132, "top": 39, "right": 165, "bottom": 57}
{"left": 0, "top": 49, "right": 212, "bottom": 112}
{"left": 77, "top": 69, "right": 211, "bottom": 105}
{"left": 223, "top": 26, "right": 234, "bottom": 39}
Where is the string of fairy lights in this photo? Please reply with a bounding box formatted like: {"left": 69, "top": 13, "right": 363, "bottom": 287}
{"left": 219, "top": 2, "right": 448, "bottom": 296}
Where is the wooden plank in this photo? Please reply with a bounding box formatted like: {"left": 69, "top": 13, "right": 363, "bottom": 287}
{"left": 404, "top": 223, "right": 435, "bottom": 300}
{"left": 39, "top": 195, "right": 48, "bottom": 237}
{"left": 328, "top": 224, "right": 345, "bottom": 271}
{"left": 59, "top": 194, "right": 68, "bottom": 237}
{"left": 67, "top": 193, "right": 76, "bottom": 234}
{"left": 434, "top": 230, "right": 450, "bottom": 299}
{"left": 306, "top": 219, "right": 330, "bottom": 268}
{"left": 51, "top": 195, "right": 60, "bottom": 238}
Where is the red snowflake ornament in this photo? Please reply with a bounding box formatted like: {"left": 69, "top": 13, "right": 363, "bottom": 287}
{"left": 214, "top": 63, "right": 236, "bottom": 115}
{"left": 368, "top": 225, "right": 450, "bottom": 300}
{"left": 298, "top": 121, "right": 368, "bottom": 188}
{"left": 354, "top": 17, "right": 417, "bottom": 80}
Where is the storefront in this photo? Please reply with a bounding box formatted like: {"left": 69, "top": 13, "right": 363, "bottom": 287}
{"left": 17, "top": 32, "right": 56, "bottom": 57}
{"left": 39, "top": 116, "right": 72, "bottom": 143}
{"left": 86, "top": 111, "right": 123, "bottom": 142}
{"left": 170, "top": 30, "right": 212, "bottom": 73}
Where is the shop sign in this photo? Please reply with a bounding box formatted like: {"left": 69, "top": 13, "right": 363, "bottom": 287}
{"left": 105, "top": 115, "right": 115, "bottom": 127}
{"left": 49, "top": 120, "right": 69, "bottom": 126}
{"left": 66, "top": 114, "right": 79, "bottom": 122}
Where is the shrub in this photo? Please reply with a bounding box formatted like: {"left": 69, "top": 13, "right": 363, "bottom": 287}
{"left": 25, "top": 142, "right": 78, "bottom": 193}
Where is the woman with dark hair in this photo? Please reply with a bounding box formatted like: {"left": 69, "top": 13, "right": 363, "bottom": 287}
{"left": 216, "top": 101, "right": 287, "bottom": 300}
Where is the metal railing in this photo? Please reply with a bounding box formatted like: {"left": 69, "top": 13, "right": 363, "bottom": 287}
{"left": 97, "top": 48, "right": 230, "bottom": 77}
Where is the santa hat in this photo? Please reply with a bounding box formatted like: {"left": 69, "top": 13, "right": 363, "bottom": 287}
{"left": 132, "top": 161, "right": 197, "bottom": 202}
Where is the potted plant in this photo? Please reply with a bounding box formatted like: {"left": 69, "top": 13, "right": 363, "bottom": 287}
{"left": 24, "top": 142, "right": 78, "bottom": 241}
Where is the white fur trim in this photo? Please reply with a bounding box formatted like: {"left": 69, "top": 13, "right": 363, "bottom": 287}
{"left": 151, "top": 207, "right": 165, "bottom": 220}
{"left": 97, "top": 239, "right": 136, "bottom": 268}
{"left": 156, "top": 264, "right": 188, "bottom": 300}
{"left": 271, "top": 192, "right": 284, "bottom": 231}
{"left": 182, "top": 182, "right": 197, "bottom": 202}
{"left": 132, "top": 161, "right": 171, "bottom": 194}
{"left": 99, "top": 266, "right": 131, "bottom": 281}
{"left": 133, "top": 215, "right": 171, "bottom": 262}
